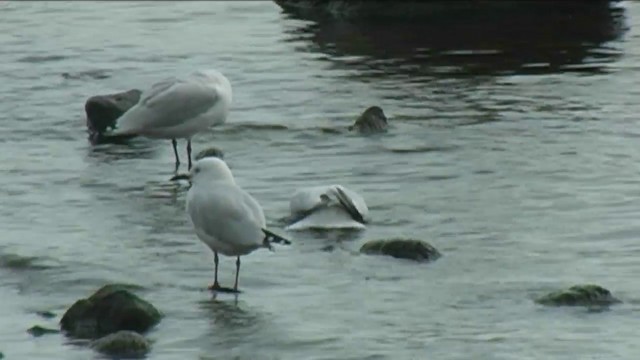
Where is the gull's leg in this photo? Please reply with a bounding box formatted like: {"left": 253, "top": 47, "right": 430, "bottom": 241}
{"left": 171, "top": 139, "right": 180, "bottom": 168}
{"left": 233, "top": 256, "right": 241, "bottom": 292}
{"left": 208, "top": 251, "right": 222, "bottom": 290}
{"left": 187, "top": 139, "right": 193, "bottom": 170}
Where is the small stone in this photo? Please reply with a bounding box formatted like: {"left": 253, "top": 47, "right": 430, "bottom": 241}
{"left": 348, "top": 106, "right": 388, "bottom": 134}
{"left": 27, "top": 325, "right": 60, "bottom": 337}
{"left": 36, "top": 310, "right": 56, "bottom": 319}
{"left": 360, "top": 239, "right": 441, "bottom": 262}
{"left": 60, "top": 284, "right": 162, "bottom": 339}
{"left": 535, "top": 284, "right": 622, "bottom": 307}
{"left": 195, "top": 146, "right": 225, "bottom": 161}
{"left": 91, "top": 330, "right": 151, "bottom": 359}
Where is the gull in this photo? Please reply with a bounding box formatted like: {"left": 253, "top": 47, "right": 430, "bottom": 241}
{"left": 171, "top": 158, "right": 290, "bottom": 293}
{"left": 348, "top": 106, "right": 388, "bottom": 134}
{"left": 105, "top": 69, "right": 232, "bottom": 170}
{"left": 286, "top": 185, "right": 370, "bottom": 231}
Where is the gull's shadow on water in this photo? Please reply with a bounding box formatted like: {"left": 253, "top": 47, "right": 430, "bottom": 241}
{"left": 279, "top": 1, "right": 628, "bottom": 78}
{"left": 196, "top": 296, "right": 272, "bottom": 354}
{"left": 287, "top": 228, "right": 366, "bottom": 253}
{"left": 85, "top": 137, "right": 159, "bottom": 164}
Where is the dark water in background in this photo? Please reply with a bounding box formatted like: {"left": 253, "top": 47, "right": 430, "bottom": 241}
{"left": 1, "top": 1, "right": 640, "bottom": 359}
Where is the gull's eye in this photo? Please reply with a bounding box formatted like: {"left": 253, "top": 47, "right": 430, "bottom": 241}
{"left": 194, "top": 167, "right": 201, "bottom": 174}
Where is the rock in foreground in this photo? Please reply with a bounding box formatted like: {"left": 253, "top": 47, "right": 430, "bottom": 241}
{"left": 535, "top": 284, "right": 622, "bottom": 307}
{"left": 60, "top": 284, "right": 162, "bottom": 339}
{"left": 85, "top": 89, "right": 141, "bottom": 136}
{"left": 360, "top": 239, "right": 441, "bottom": 262}
{"left": 91, "top": 330, "right": 151, "bottom": 359}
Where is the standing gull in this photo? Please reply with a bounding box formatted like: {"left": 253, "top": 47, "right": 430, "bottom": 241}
{"left": 105, "top": 69, "right": 232, "bottom": 170}
{"left": 171, "top": 158, "right": 290, "bottom": 293}
{"left": 286, "top": 185, "right": 370, "bottom": 231}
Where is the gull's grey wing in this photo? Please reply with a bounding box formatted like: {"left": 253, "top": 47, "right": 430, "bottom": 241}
{"left": 114, "top": 77, "right": 219, "bottom": 134}
{"left": 332, "top": 185, "right": 368, "bottom": 224}
{"left": 187, "top": 184, "right": 264, "bottom": 248}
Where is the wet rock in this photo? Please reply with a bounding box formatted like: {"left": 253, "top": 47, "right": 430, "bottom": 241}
{"left": 195, "top": 146, "right": 225, "bottom": 161}
{"left": 36, "top": 310, "right": 56, "bottom": 319}
{"left": 348, "top": 106, "right": 388, "bottom": 134}
{"left": 535, "top": 284, "right": 622, "bottom": 307}
{"left": 27, "top": 325, "right": 60, "bottom": 337}
{"left": 360, "top": 239, "right": 441, "bottom": 262}
{"left": 91, "top": 330, "right": 151, "bottom": 359}
{"left": 85, "top": 89, "right": 141, "bottom": 136}
{"left": 60, "top": 284, "right": 162, "bottom": 339}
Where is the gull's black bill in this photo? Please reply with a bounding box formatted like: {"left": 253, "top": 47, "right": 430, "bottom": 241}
{"left": 170, "top": 173, "right": 190, "bottom": 181}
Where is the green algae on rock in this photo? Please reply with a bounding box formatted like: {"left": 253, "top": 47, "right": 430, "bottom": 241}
{"left": 27, "top": 325, "right": 60, "bottom": 337}
{"left": 535, "top": 284, "right": 622, "bottom": 307}
{"left": 60, "top": 284, "right": 162, "bottom": 339}
{"left": 360, "top": 239, "right": 441, "bottom": 262}
{"left": 91, "top": 330, "right": 151, "bottom": 359}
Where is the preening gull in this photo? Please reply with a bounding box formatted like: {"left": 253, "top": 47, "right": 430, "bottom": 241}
{"left": 286, "top": 185, "right": 369, "bottom": 231}
{"left": 348, "top": 106, "right": 388, "bottom": 134}
{"left": 105, "top": 69, "right": 232, "bottom": 170}
{"left": 171, "top": 158, "right": 290, "bottom": 293}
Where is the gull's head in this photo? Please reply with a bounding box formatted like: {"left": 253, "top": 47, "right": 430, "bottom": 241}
{"left": 348, "top": 106, "right": 388, "bottom": 132}
{"left": 171, "top": 157, "right": 234, "bottom": 184}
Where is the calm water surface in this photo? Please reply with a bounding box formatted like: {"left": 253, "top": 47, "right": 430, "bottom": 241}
{"left": 1, "top": 1, "right": 640, "bottom": 359}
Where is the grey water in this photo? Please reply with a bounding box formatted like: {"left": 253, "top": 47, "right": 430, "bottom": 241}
{"left": 1, "top": 1, "right": 639, "bottom": 359}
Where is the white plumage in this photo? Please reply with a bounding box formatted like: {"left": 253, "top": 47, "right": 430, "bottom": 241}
{"left": 182, "top": 157, "right": 289, "bottom": 292}
{"left": 286, "top": 185, "right": 369, "bottom": 231}
{"left": 108, "top": 69, "right": 232, "bottom": 169}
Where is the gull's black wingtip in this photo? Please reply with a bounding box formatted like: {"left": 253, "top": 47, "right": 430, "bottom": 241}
{"left": 262, "top": 229, "right": 292, "bottom": 249}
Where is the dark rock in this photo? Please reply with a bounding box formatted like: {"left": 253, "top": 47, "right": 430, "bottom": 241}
{"left": 60, "top": 284, "right": 162, "bottom": 339}
{"left": 91, "top": 330, "right": 151, "bottom": 359}
{"left": 360, "top": 239, "right": 441, "bottom": 262}
{"left": 348, "top": 106, "right": 388, "bottom": 134}
{"left": 535, "top": 284, "right": 622, "bottom": 307}
{"left": 36, "top": 310, "right": 56, "bottom": 319}
{"left": 0, "top": 351, "right": 3, "bottom": 359}
{"left": 27, "top": 325, "right": 60, "bottom": 337}
{"left": 195, "top": 146, "right": 225, "bottom": 161}
{"left": 85, "top": 89, "right": 141, "bottom": 138}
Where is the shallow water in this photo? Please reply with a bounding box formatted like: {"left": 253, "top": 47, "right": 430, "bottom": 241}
{"left": 1, "top": 1, "right": 640, "bottom": 359}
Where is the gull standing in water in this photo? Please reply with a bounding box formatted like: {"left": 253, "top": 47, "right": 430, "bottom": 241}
{"left": 171, "top": 158, "right": 291, "bottom": 293}
{"left": 104, "top": 69, "right": 232, "bottom": 170}
{"left": 286, "top": 185, "right": 370, "bottom": 231}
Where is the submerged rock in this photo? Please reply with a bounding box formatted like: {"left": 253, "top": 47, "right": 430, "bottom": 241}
{"left": 348, "top": 106, "right": 388, "bottom": 134}
{"left": 27, "top": 325, "right": 60, "bottom": 337}
{"left": 360, "top": 239, "right": 441, "bottom": 262}
{"left": 195, "top": 146, "right": 225, "bottom": 161}
{"left": 36, "top": 310, "right": 56, "bottom": 319}
{"left": 60, "top": 284, "right": 162, "bottom": 339}
{"left": 91, "top": 330, "right": 151, "bottom": 359}
{"left": 85, "top": 89, "right": 141, "bottom": 137}
{"left": 535, "top": 284, "right": 622, "bottom": 307}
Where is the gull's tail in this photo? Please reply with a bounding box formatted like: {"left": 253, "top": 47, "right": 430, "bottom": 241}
{"left": 262, "top": 229, "right": 292, "bottom": 251}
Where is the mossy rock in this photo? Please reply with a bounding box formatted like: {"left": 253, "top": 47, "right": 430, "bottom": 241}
{"left": 535, "top": 284, "right": 622, "bottom": 307}
{"left": 195, "top": 146, "right": 225, "bottom": 161}
{"left": 360, "top": 239, "right": 441, "bottom": 262}
{"left": 91, "top": 330, "right": 151, "bottom": 359}
{"left": 27, "top": 325, "right": 60, "bottom": 337}
{"left": 60, "top": 284, "right": 162, "bottom": 339}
